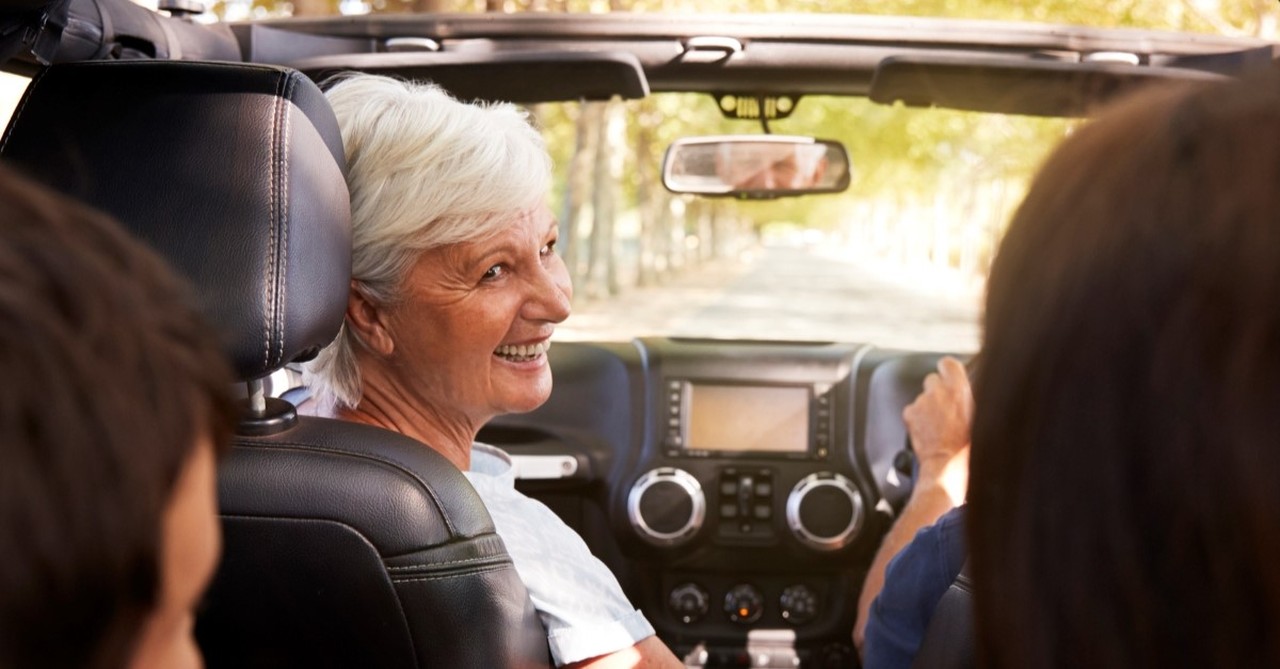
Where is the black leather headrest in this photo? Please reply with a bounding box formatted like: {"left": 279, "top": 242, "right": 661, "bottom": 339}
{"left": 0, "top": 60, "right": 351, "bottom": 381}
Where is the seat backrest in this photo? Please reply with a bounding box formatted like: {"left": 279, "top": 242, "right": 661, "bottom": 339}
{"left": 1, "top": 60, "right": 551, "bottom": 669}
{"left": 911, "top": 560, "right": 976, "bottom": 669}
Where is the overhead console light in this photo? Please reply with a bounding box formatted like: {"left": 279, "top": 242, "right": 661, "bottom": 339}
{"left": 385, "top": 37, "right": 440, "bottom": 53}
{"left": 680, "top": 36, "right": 743, "bottom": 64}
{"left": 1084, "top": 51, "right": 1140, "bottom": 65}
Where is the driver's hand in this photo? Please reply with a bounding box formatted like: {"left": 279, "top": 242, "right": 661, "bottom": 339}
{"left": 903, "top": 356, "right": 973, "bottom": 501}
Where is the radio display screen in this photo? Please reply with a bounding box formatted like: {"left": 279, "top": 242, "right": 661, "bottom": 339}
{"left": 685, "top": 383, "right": 810, "bottom": 453}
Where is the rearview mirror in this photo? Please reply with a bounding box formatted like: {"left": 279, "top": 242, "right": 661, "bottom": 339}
{"left": 662, "top": 136, "right": 851, "bottom": 199}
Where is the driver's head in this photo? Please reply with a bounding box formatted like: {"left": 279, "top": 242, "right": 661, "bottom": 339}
{"left": 718, "top": 141, "right": 829, "bottom": 190}
{"left": 0, "top": 165, "right": 235, "bottom": 669}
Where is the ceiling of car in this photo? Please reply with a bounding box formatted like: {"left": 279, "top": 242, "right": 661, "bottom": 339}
{"left": 2, "top": 1, "right": 1278, "bottom": 115}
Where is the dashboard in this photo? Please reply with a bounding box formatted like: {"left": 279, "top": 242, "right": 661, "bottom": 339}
{"left": 481, "top": 337, "right": 951, "bottom": 668}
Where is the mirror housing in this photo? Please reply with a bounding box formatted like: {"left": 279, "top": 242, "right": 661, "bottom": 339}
{"left": 662, "top": 135, "right": 851, "bottom": 199}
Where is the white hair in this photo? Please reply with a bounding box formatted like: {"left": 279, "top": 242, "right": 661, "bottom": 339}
{"left": 304, "top": 74, "right": 551, "bottom": 411}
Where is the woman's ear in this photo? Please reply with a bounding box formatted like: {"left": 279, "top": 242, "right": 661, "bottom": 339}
{"left": 345, "top": 284, "right": 396, "bottom": 357}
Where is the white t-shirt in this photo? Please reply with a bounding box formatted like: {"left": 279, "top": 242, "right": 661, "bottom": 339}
{"left": 465, "top": 443, "right": 656, "bottom": 666}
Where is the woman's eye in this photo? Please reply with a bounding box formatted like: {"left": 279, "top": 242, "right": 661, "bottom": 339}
{"left": 540, "top": 240, "right": 557, "bottom": 257}
{"left": 482, "top": 265, "right": 505, "bottom": 281}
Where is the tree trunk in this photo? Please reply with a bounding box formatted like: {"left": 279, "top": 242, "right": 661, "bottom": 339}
{"left": 651, "top": 193, "right": 672, "bottom": 281}
{"left": 634, "top": 118, "right": 657, "bottom": 287}
{"left": 560, "top": 103, "right": 597, "bottom": 293}
{"left": 484, "top": 0, "right": 503, "bottom": 11}
{"left": 580, "top": 103, "right": 605, "bottom": 298}
{"left": 586, "top": 101, "right": 618, "bottom": 298}
{"left": 602, "top": 100, "right": 625, "bottom": 295}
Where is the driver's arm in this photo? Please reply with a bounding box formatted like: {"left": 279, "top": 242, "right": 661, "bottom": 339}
{"left": 853, "top": 356, "right": 972, "bottom": 653}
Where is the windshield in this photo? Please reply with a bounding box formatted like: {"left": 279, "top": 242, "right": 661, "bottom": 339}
{"left": 541, "top": 93, "right": 1073, "bottom": 351}
{"left": 36, "top": 1, "right": 1280, "bottom": 352}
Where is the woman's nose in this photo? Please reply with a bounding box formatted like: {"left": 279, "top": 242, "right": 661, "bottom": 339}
{"left": 526, "top": 256, "right": 572, "bottom": 323}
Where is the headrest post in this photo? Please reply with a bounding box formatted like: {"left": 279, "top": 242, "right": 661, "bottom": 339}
{"left": 238, "top": 379, "right": 298, "bottom": 437}
{"left": 247, "top": 378, "right": 267, "bottom": 415}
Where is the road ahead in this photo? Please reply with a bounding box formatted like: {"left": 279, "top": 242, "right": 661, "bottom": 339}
{"left": 558, "top": 244, "right": 981, "bottom": 352}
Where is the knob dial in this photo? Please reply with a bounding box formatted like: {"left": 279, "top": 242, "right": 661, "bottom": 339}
{"left": 723, "top": 583, "right": 764, "bottom": 624}
{"left": 786, "top": 472, "right": 864, "bottom": 551}
{"left": 668, "top": 582, "right": 710, "bottom": 624}
{"left": 779, "top": 584, "right": 820, "bottom": 625}
{"left": 627, "top": 468, "right": 705, "bottom": 546}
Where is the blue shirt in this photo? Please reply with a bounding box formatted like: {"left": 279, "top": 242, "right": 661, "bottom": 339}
{"left": 862, "top": 504, "right": 968, "bottom": 669}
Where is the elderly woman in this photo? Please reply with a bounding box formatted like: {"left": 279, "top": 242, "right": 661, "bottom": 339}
{"left": 304, "top": 74, "right": 680, "bottom": 669}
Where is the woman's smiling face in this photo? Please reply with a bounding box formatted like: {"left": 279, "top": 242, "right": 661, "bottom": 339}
{"left": 381, "top": 206, "right": 572, "bottom": 425}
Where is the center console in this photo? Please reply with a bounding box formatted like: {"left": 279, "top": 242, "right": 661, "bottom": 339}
{"left": 617, "top": 340, "right": 874, "bottom": 668}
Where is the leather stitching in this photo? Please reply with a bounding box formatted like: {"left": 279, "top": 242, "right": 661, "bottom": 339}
{"left": 386, "top": 555, "right": 509, "bottom": 570}
{"left": 232, "top": 440, "right": 464, "bottom": 536}
{"left": 390, "top": 565, "right": 512, "bottom": 584}
{"left": 276, "top": 73, "right": 297, "bottom": 368}
{"left": 263, "top": 72, "right": 285, "bottom": 372}
{"left": 0, "top": 66, "right": 50, "bottom": 153}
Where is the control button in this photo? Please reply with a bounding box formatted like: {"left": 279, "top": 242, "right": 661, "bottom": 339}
{"left": 817, "top": 394, "right": 829, "bottom": 406}
{"left": 721, "top": 480, "right": 738, "bottom": 496}
{"left": 779, "top": 584, "right": 820, "bottom": 625}
{"left": 668, "top": 380, "right": 681, "bottom": 390}
{"left": 668, "top": 417, "right": 679, "bottom": 428}
{"left": 740, "top": 522, "right": 752, "bottom": 533}
{"left": 720, "top": 503, "right": 738, "bottom": 518}
{"left": 754, "top": 481, "right": 772, "bottom": 497}
{"left": 669, "top": 391, "right": 680, "bottom": 403}
{"left": 723, "top": 584, "right": 764, "bottom": 624}
{"left": 669, "top": 405, "right": 679, "bottom": 415}
{"left": 668, "top": 582, "right": 710, "bottom": 624}
{"left": 669, "top": 435, "right": 683, "bottom": 447}
{"left": 753, "top": 504, "right": 771, "bottom": 520}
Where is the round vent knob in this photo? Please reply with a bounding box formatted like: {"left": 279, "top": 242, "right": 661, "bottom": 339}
{"left": 785, "top": 472, "right": 864, "bottom": 551}
{"left": 627, "top": 468, "right": 705, "bottom": 546}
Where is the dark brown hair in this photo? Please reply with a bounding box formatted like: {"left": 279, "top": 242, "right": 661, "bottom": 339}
{"left": 0, "top": 164, "right": 235, "bottom": 668}
{"left": 970, "top": 71, "right": 1280, "bottom": 668}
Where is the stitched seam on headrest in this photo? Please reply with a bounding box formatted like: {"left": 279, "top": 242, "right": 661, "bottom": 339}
{"left": 263, "top": 72, "right": 285, "bottom": 373}
{"left": 0, "top": 67, "right": 50, "bottom": 154}
{"left": 275, "top": 73, "right": 298, "bottom": 370}
{"left": 271, "top": 73, "right": 295, "bottom": 370}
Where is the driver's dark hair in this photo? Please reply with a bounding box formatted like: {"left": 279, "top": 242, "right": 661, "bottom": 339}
{"left": 970, "top": 70, "right": 1280, "bottom": 667}
{"left": 0, "top": 164, "right": 235, "bottom": 668}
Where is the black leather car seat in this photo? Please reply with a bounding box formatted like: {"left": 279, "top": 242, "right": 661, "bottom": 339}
{"left": 1, "top": 60, "right": 552, "bottom": 669}
{"left": 911, "top": 560, "right": 975, "bottom": 669}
